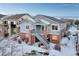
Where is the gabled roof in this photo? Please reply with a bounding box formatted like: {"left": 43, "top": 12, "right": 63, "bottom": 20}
{"left": 34, "top": 15, "right": 65, "bottom": 24}
{"left": 2, "top": 14, "right": 31, "bottom": 21}
{"left": 20, "top": 16, "right": 36, "bottom": 25}
{"left": 41, "top": 15, "right": 64, "bottom": 23}
{"left": 34, "top": 15, "right": 49, "bottom": 25}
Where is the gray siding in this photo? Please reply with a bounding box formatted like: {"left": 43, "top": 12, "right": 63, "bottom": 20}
{"left": 47, "top": 24, "right": 60, "bottom": 35}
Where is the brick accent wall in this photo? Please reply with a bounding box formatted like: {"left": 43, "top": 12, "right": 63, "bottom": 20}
{"left": 19, "top": 32, "right": 35, "bottom": 45}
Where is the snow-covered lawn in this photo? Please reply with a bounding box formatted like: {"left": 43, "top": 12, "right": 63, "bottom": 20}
{"left": 0, "top": 38, "right": 46, "bottom": 56}
{"left": 68, "top": 26, "right": 77, "bottom": 35}
{"left": 60, "top": 26, "right": 77, "bottom": 56}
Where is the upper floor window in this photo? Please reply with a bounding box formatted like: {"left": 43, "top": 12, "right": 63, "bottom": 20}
{"left": 26, "top": 25, "right": 29, "bottom": 29}
{"left": 52, "top": 25, "right": 58, "bottom": 30}
{"left": 19, "top": 21, "right": 21, "bottom": 24}
{"left": 42, "top": 26, "right": 44, "bottom": 31}
{"left": 4, "top": 21, "right": 8, "bottom": 24}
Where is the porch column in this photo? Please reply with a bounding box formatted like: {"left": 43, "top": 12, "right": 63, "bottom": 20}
{"left": 16, "top": 24, "right": 19, "bottom": 33}
{"left": 77, "top": 30, "right": 79, "bottom": 54}
{"left": 15, "top": 21, "right": 18, "bottom": 34}
{"left": 77, "top": 25, "right": 79, "bottom": 44}
{"left": 8, "top": 21, "right": 11, "bottom": 36}
{"left": 44, "top": 25, "right": 46, "bottom": 31}
{"left": 1, "top": 25, "right": 4, "bottom": 37}
{"left": 44, "top": 25, "right": 48, "bottom": 31}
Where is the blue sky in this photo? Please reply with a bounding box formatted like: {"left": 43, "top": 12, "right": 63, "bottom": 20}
{"left": 0, "top": 3, "right": 79, "bottom": 17}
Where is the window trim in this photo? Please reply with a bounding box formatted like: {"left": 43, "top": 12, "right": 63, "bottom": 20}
{"left": 51, "top": 24, "right": 58, "bottom": 31}
{"left": 26, "top": 25, "right": 29, "bottom": 29}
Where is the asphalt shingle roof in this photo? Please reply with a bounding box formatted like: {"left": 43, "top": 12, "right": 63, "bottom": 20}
{"left": 3, "top": 14, "right": 26, "bottom": 20}
{"left": 34, "top": 15, "right": 65, "bottom": 24}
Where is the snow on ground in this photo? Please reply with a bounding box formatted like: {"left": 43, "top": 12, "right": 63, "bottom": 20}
{"left": 68, "top": 26, "right": 77, "bottom": 35}
{"left": 0, "top": 38, "right": 46, "bottom": 56}
{"left": 49, "top": 49, "right": 62, "bottom": 56}
{"left": 22, "top": 42, "right": 46, "bottom": 53}
{"left": 49, "top": 43, "right": 56, "bottom": 49}
{"left": 60, "top": 37, "right": 69, "bottom": 45}
{"left": 60, "top": 26, "right": 77, "bottom": 56}
{"left": 61, "top": 46, "right": 76, "bottom": 56}
{"left": 68, "top": 35, "right": 77, "bottom": 48}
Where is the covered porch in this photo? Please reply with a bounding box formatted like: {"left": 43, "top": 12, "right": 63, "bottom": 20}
{"left": 35, "top": 24, "right": 48, "bottom": 37}
{"left": 3, "top": 21, "right": 19, "bottom": 37}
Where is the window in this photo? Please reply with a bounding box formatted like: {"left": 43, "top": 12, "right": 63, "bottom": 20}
{"left": 52, "top": 25, "right": 54, "bottom": 30}
{"left": 4, "top": 21, "right": 6, "bottom": 24}
{"left": 26, "top": 25, "right": 29, "bottom": 29}
{"left": 4, "top": 21, "right": 8, "bottom": 24}
{"left": 18, "top": 27, "right": 20, "bottom": 32}
{"left": 52, "top": 25, "right": 58, "bottom": 30}
{"left": 11, "top": 22, "right": 16, "bottom": 28}
{"left": 55, "top": 26, "right": 58, "bottom": 30}
{"left": 4, "top": 21, "right": 8, "bottom": 27}
{"left": 42, "top": 26, "right": 44, "bottom": 31}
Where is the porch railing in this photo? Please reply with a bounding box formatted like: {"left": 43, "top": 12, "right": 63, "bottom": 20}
{"left": 31, "top": 29, "right": 49, "bottom": 49}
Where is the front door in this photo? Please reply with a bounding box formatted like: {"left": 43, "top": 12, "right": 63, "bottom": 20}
{"left": 36, "top": 25, "right": 45, "bottom": 32}
{"left": 36, "top": 25, "right": 42, "bottom": 32}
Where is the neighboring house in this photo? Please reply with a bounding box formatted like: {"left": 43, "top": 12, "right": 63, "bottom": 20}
{"left": 61, "top": 18, "right": 74, "bottom": 29}
{"left": 0, "top": 13, "right": 36, "bottom": 45}
{"left": 60, "top": 18, "right": 74, "bottom": 37}
{"left": 0, "top": 14, "right": 6, "bottom": 37}
{"left": 1, "top": 14, "right": 30, "bottom": 37}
